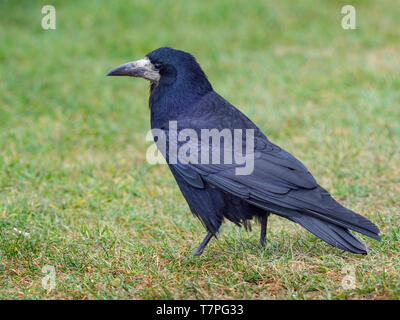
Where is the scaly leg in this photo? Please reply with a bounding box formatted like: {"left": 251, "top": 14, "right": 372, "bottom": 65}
{"left": 259, "top": 214, "right": 269, "bottom": 247}
{"left": 192, "top": 232, "right": 213, "bottom": 256}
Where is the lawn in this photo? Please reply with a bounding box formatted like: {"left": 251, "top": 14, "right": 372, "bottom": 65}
{"left": 0, "top": 0, "right": 399, "bottom": 299}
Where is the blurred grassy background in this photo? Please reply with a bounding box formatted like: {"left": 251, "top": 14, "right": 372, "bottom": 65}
{"left": 0, "top": 0, "right": 399, "bottom": 299}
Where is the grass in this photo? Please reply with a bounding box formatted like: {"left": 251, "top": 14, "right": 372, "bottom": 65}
{"left": 0, "top": 0, "right": 399, "bottom": 299}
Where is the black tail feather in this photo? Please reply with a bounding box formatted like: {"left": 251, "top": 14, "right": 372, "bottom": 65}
{"left": 246, "top": 198, "right": 380, "bottom": 254}
{"left": 292, "top": 215, "right": 368, "bottom": 254}
{"left": 287, "top": 186, "right": 381, "bottom": 241}
{"left": 303, "top": 208, "right": 381, "bottom": 241}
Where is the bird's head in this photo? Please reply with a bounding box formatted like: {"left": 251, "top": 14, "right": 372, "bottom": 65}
{"left": 107, "top": 47, "right": 212, "bottom": 94}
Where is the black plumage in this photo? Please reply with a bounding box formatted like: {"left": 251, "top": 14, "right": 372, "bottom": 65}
{"left": 108, "top": 47, "right": 380, "bottom": 256}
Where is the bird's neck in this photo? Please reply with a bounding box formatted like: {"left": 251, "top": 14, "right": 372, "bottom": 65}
{"left": 149, "top": 80, "right": 212, "bottom": 128}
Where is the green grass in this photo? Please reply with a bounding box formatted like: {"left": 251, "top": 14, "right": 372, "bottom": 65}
{"left": 0, "top": 0, "right": 399, "bottom": 299}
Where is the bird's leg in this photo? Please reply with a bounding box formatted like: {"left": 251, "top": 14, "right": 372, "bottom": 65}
{"left": 259, "top": 214, "right": 270, "bottom": 247}
{"left": 192, "top": 232, "right": 213, "bottom": 256}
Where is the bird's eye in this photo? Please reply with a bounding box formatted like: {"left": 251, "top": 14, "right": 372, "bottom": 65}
{"left": 153, "top": 63, "right": 162, "bottom": 69}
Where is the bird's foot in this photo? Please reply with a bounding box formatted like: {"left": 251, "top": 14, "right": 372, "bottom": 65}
{"left": 191, "top": 232, "right": 213, "bottom": 257}
{"left": 191, "top": 248, "right": 204, "bottom": 257}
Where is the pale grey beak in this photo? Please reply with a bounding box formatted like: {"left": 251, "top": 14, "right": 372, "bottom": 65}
{"left": 107, "top": 57, "right": 160, "bottom": 82}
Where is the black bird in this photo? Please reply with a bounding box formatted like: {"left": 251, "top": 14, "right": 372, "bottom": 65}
{"left": 107, "top": 47, "right": 380, "bottom": 256}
